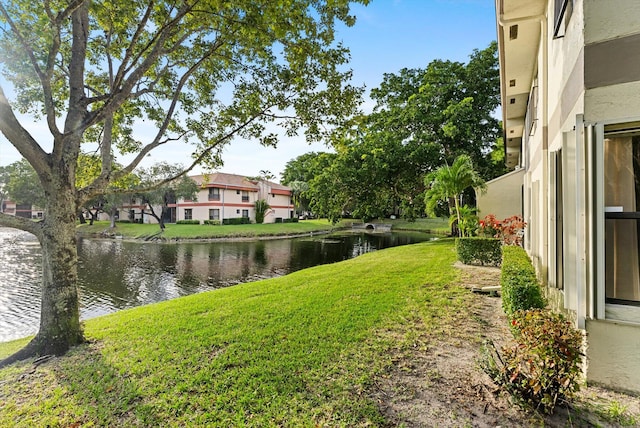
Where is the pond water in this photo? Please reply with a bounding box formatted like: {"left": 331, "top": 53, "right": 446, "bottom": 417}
{"left": 0, "top": 227, "right": 436, "bottom": 342}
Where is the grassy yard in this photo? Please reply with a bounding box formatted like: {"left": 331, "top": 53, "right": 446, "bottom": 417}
{"left": 77, "top": 219, "right": 354, "bottom": 240}
{"left": 0, "top": 240, "right": 467, "bottom": 426}
{"left": 380, "top": 217, "right": 450, "bottom": 234}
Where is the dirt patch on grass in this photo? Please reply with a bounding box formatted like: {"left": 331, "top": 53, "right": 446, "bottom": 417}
{"left": 372, "top": 262, "right": 640, "bottom": 427}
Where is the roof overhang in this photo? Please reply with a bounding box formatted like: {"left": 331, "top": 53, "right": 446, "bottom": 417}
{"left": 495, "top": 0, "right": 546, "bottom": 168}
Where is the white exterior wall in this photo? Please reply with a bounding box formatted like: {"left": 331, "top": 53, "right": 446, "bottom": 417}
{"left": 476, "top": 168, "right": 524, "bottom": 220}
{"left": 497, "top": 0, "right": 640, "bottom": 393}
{"left": 177, "top": 186, "right": 257, "bottom": 223}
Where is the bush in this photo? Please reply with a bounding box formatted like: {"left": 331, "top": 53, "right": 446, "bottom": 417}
{"left": 479, "top": 214, "right": 526, "bottom": 246}
{"left": 501, "top": 246, "right": 545, "bottom": 316}
{"left": 275, "top": 217, "right": 283, "bottom": 223}
{"left": 115, "top": 219, "right": 131, "bottom": 223}
{"left": 222, "top": 217, "right": 251, "bottom": 225}
{"left": 203, "top": 220, "right": 220, "bottom": 225}
{"left": 176, "top": 219, "right": 200, "bottom": 225}
{"left": 455, "top": 237, "right": 501, "bottom": 266}
{"left": 480, "top": 309, "right": 583, "bottom": 414}
{"left": 282, "top": 217, "right": 299, "bottom": 223}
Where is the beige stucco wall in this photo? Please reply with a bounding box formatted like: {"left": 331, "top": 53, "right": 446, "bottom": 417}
{"left": 586, "top": 319, "right": 640, "bottom": 394}
{"left": 585, "top": 81, "right": 640, "bottom": 122}
{"left": 584, "top": 0, "right": 640, "bottom": 44}
{"left": 476, "top": 168, "right": 524, "bottom": 220}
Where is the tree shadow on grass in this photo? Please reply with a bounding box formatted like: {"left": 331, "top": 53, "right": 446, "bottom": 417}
{"left": 0, "top": 342, "right": 160, "bottom": 426}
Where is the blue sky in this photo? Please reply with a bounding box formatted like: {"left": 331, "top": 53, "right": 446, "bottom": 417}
{"left": 0, "top": 0, "right": 497, "bottom": 181}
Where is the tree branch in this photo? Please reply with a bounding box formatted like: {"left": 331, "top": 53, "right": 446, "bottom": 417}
{"left": 0, "top": 85, "right": 50, "bottom": 174}
{"left": 0, "top": 3, "right": 61, "bottom": 138}
{"left": 0, "top": 213, "right": 44, "bottom": 241}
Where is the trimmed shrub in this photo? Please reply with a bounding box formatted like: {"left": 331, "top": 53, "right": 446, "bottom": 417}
{"left": 455, "top": 237, "right": 501, "bottom": 266}
{"left": 480, "top": 309, "right": 583, "bottom": 414}
{"left": 222, "top": 217, "right": 251, "bottom": 225}
{"left": 275, "top": 217, "right": 283, "bottom": 223}
{"left": 176, "top": 219, "right": 200, "bottom": 225}
{"left": 203, "top": 220, "right": 221, "bottom": 225}
{"left": 282, "top": 217, "right": 299, "bottom": 223}
{"left": 500, "top": 246, "right": 545, "bottom": 316}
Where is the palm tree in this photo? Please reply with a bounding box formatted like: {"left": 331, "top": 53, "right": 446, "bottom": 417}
{"left": 254, "top": 199, "right": 271, "bottom": 224}
{"left": 424, "top": 155, "right": 486, "bottom": 236}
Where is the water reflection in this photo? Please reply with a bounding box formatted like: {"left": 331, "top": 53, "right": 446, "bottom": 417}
{"left": 0, "top": 227, "right": 435, "bottom": 341}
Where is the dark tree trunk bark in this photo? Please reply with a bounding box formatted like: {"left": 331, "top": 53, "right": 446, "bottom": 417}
{"left": 0, "top": 158, "right": 84, "bottom": 367}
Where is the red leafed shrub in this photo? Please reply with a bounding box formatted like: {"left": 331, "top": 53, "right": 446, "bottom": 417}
{"left": 480, "top": 309, "right": 583, "bottom": 414}
{"left": 479, "top": 214, "right": 526, "bottom": 246}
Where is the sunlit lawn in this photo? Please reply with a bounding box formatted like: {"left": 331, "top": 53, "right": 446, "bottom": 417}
{"left": 381, "top": 217, "right": 450, "bottom": 234}
{"left": 0, "top": 240, "right": 466, "bottom": 426}
{"left": 77, "top": 218, "right": 353, "bottom": 240}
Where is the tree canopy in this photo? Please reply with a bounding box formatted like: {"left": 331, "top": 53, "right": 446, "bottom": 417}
{"left": 136, "top": 162, "right": 199, "bottom": 230}
{"left": 0, "top": 0, "right": 366, "bottom": 364}
{"left": 284, "top": 42, "right": 502, "bottom": 223}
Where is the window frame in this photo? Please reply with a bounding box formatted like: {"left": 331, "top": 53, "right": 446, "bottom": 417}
{"left": 209, "top": 187, "right": 220, "bottom": 201}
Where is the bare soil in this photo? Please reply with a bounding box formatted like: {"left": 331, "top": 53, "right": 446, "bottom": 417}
{"left": 372, "top": 262, "right": 640, "bottom": 427}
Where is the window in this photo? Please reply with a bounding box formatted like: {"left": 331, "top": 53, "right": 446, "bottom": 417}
{"left": 236, "top": 209, "right": 240, "bottom": 214}
{"left": 604, "top": 133, "right": 640, "bottom": 305}
{"left": 209, "top": 209, "right": 220, "bottom": 220}
{"left": 208, "top": 187, "right": 220, "bottom": 201}
{"left": 242, "top": 190, "right": 249, "bottom": 202}
{"left": 242, "top": 209, "right": 249, "bottom": 218}
{"left": 184, "top": 209, "right": 193, "bottom": 220}
{"left": 553, "top": 0, "right": 573, "bottom": 38}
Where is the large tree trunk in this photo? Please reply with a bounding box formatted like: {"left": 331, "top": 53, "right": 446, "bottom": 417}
{"left": 0, "top": 164, "right": 84, "bottom": 367}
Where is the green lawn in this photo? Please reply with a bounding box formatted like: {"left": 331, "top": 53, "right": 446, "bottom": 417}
{"left": 0, "top": 239, "right": 467, "bottom": 426}
{"left": 380, "top": 217, "right": 450, "bottom": 234}
{"left": 77, "top": 219, "right": 353, "bottom": 240}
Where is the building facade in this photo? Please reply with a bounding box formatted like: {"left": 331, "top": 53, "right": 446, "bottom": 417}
{"left": 122, "top": 172, "right": 294, "bottom": 224}
{"left": 488, "top": 0, "right": 640, "bottom": 393}
{"left": 1, "top": 200, "right": 44, "bottom": 219}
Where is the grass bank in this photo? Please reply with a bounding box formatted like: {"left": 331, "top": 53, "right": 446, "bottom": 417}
{"left": 77, "top": 219, "right": 352, "bottom": 240}
{"left": 0, "top": 240, "right": 467, "bottom": 426}
{"left": 380, "top": 217, "right": 450, "bottom": 234}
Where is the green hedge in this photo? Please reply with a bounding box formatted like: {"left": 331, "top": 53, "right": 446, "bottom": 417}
{"left": 176, "top": 220, "right": 200, "bottom": 225}
{"left": 500, "top": 246, "right": 545, "bottom": 316}
{"left": 203, "top": 220, "right": 221, "bottom": 225}
{"left": 455, "top": 237, "right": 502, "bottom": 267}
{"left": 222, "top": 217, "right": 251, "bottom": 225}
{"left": 282, "top": 218, "right": 299, "bottom": 223}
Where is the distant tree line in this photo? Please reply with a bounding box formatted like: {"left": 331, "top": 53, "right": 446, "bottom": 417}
{"left": 281, "top": 42, "right": 506, "bottom": 223}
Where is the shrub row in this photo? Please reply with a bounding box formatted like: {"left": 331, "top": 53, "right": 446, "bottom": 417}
{"left": 176, "top": 219, "right": 201, "bottom": 225}
{"left": 455, "top": 237, "right": 501, "bottom": 266}
{"left": 222, "top": 217, "right": 251, "bottom": 225}
{"left": 274, "top": 217, "right": 299, "bottom": 223}
{"left": 203, "top": 220, "right": 221, "bottom": 225}
{"left": 500, "top": 245, "right": 545, "bottom": 316}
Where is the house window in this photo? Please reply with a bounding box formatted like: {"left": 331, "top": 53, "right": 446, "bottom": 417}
{"left": 184, "top": 209, "right": 193, "bottom": 220}
{"left": 604, "top": 133, "right": 640, "bottom": 305}
{"left": 242, "top": 190, "right": 249, "bottom": 202}
{"left": 236, "top": 209, "right": 240, "bottom": 214}
{"left": 242, "top": 209, "right": 249, "bottom": 218}
{"left": 553, "top": 0, "right": 573, "bottom": 38}
{"left": 208, "top": 187, "right": 220, "bottom": 201}
{"left": 209, "top": 209, "right": 220, "bottom": 220}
